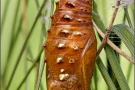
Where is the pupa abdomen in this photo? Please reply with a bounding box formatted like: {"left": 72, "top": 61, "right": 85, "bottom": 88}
{"left": 44, "top": 0, "right": 97, "bottom": 90}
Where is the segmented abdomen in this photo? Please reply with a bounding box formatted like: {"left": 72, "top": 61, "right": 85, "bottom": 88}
{"left": 44, "top": 0, "right": 97, "bottom": 90}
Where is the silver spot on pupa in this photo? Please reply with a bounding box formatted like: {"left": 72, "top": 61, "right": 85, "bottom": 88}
{"left": 48, "top": 68, "right": 50, "bottom": 71}
{"left": 59, "top": 74, "right": 69, "bottom": 81}
{"left": 64, "top": 15, "right": 72, "bottom": 20}
{"left": 47, "top": 74, "right": 50, "bottom": 78}
{"left": 56, "top": 57, "right": 63, "bottom": 63}
{"left": 61, "top": 30, "right": 69, "bottom": 34}
{"left": 67, "top": 2, "right": 75, "bottom": 7}
{"left": 80, "top": 7, "right": 83, "bottom": 10}
{"left": 77, "top": 19, "right": 82, "bottom": 22}
{"left": 60, "top": 69, "right": 65, "bottom": 73}
{"left": 73, "top": 31, "right": 82, "bottom": 35}
{"left": 73, "top": 46, "right": 78, "bottom": 50}
{"left": 58, "top": 43, "right": 65, "bottom": 48}
{"left": 69, "top": 59, "right": 75, "bottom": 63}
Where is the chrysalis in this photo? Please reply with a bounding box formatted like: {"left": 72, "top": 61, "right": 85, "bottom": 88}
{"left": 44, "top": 0, "right": 97, "bottom": 90}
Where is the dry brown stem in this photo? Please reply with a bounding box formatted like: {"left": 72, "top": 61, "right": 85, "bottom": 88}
{"left": 96, "top": 0, "right": 121, "bottom": 56}
{"left": 93, "top": 20, "right": 134, "bottom": 64}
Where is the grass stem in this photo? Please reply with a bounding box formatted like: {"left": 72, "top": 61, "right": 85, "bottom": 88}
{"left": 5, "top": 1, "right": 46, "bottom": 89}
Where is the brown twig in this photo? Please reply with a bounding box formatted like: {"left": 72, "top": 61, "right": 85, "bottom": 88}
{"left": 92, "top": 20, "right": 134, "bottom": 64}
{"left": 96, "top": 0, "right": 120, "bottom": 56}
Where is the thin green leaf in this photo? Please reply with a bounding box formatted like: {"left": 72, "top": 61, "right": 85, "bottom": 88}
{"left": 93, "top": 11, "right": 130, "bottom": 90}
{"left": 124, "top": 7, "right": 134, "bottom": 30}
{"left": 96, "top": 57, "right": 117, "bottom": 90}
{"left": 34, "top": 0, "right": 49, "bottom": 89}
{"left": 35, "top": 58, "right": 45, "bottom": 90}
{"left": 16, "top": 48, "right": 44, "bottom": 90}
{"left": 105, "top": 45, "right": 130, "bottom": 90}
{"left": 92, "top": 67, "right": 98, "bottom": 90}
{"left": 50, "top": 0, "right": 55, "bottom": 17}
{"left": 92, "top": 11, "right": 106, "bottom": 33}
{"left": 2, "top": 0, "right": 21, "bottom": 85}
{"left": 27, "top": 45, "right": 34, "bottom": 60}
{"left": 1, "top": 0, "right": 11, "bottom": 32}
{"left": 111, "top": 24, "right": 134, "bottom": 56}
{"left": 5, "top": 1, "right": 47, "bottom": 89}
{"left": 93, "top": 0, "right": 108, "bottom": 25}
{"left": 2, "top": 1, "right": 29, "bottom": 87}
{"left": 44, "top": 0, "right": 52, "bottom": 29}
{"left": 55, "top": 0, "right": 59, "bottom": 2}
{"left": 35, "top": 0, "right": 40, "bottom": 9}
{"left": 126, "top": 63, "right": 133, "bottom": 82}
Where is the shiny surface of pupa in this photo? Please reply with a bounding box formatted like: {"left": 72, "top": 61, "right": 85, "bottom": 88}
{"left": 44, "top": 0, "right": 97, "bottom": 90}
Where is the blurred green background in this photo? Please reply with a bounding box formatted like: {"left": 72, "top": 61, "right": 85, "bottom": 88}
{"left": 1, "top": 0, "right": 134, "bottom": 90}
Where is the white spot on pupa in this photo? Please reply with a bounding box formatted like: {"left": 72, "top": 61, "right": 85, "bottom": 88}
{"left": 60, "top": 69, "right": 65, "bottom": 73}
{"left": 56, "top": 57, "right": 63, "bottom": 63}
{"left": 77, "top": 19, "right": 82, "bottom": 22}
{"left": 59, "top": 74, "right": 69, "bottom": 81}
{"left": 73, "top": 46, "right": 78, "bottom": 50}
{"left": 73, "top": 31, "right": 82, "bottom": 35}
{"left": 64, "top": 15, "right": 72, "bottom": 20}
{"left": 67, "top": 1, "right": 75, "bottom": 7}
{"left": 47, "top": 74, "right": 50, "bottom": 78}
{"left": 69, "top": 59, "right": 75, "bottom": 63}
{"left": 58, "top": 43, "right": 65, "bottom": 48}
{"left": 61, "top": 30, "right": 69, "bottom": 34}
{"left": 80, "top": 7, "right": 83, "bottom": 10}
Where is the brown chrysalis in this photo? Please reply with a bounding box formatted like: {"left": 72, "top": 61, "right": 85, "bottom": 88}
{"left": 44, "top": 0, "right": 97, "bottom": 90}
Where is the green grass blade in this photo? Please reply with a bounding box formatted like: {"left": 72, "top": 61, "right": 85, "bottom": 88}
{"left": 27, "top": 45, "right": 34, "bottom": 60}
{"left": 40, "top": 82, "right": 44, "bottom": 90}
{"left": 14, "top": 0, "right": 29, "bottom": 40}
{"left": 92, "top": 67, "right": 98, "bottom": 90}
{"left": 92, "top": 11, "right": 106, "bottom": 33}
{"left": 34, "top": 1, "right": 46, "bottom": 90}
{"left": 93, "top": 0, "right": 108, "bottom": 25}
{"left": 96, "top": 57, "right": 117, "bottom": 90}
{"left": 1, "top": 0, "right": 11, "bottom": 32}
{"left": 111, "top": 24, "right": 134, "bottom": 56}
{"left": 35, "top": 0, "right": 40, "bottom": 9}
{"left": 93, "top": 11, "right": 130, "bottom": 90}
{"left": 17, "top": 48, "right": 44, "bottom": 90}
{"left": 35, "top": 58, "right": 45, "bottom": 90}
{"left": 2, "top": 0, "right": 29, "bottom": 86}
{"left": 2, "top": 0, "right": 21, "bottom": 86}
{"left": 105, "top": 45, "right": 130, "bottom": 90}
{"left": 124, "top": 7, "right": 134, "bottom": 30}
{"left": 126, "top": 63, "right": 133, "bottom": 82}
{"left": 5, "top": 1, "right": 47, "bottom": 89}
